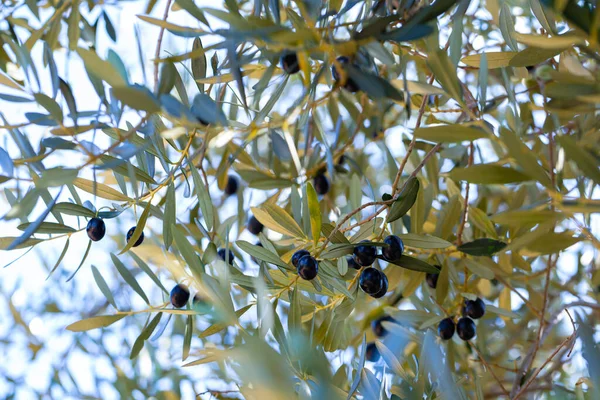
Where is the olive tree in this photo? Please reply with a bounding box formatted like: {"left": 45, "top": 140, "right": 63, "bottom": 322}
{"left": 1, "top": 0, "right": 599, "bottom": 398}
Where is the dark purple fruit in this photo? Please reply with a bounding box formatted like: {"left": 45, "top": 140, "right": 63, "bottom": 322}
{"left": 457, "top": 317, "right": 476, "bottom": 341}
{"left": 170, "top": 284, "right": 190, "bottom": 308}
{"left": 313, "top": 174, "right": 330, "bottom": 195}
{"left": 297, "top": 255, "right": 318, "bottom": 280}
{"left": 381, "top": 235, "right": 404, "bottom": 262}
{"left": 426, "top": 268, "right": 440, "bottom": 289}
{"left": 353, "top": 241, "right": 377, "bottom": 266}
{"left": 371, "top": 315, "right": 394, "bottom": 337}
{"left": 347, "top": 256, "right": 361, "bottom": 270}
{"left": 464, "top": 298, "right": 486, "bottom": 319}
{"left": 371, "top": 272, "right": 388, "bottom": 298}
{"left": 365, "top": 342, "right": 380, "bottom": 362}
{"left": 331, "top": 56, "right": 360, "bottom": 93}
{"left": 86, "top": 217, "right": 106, "bottom": 242}
{"left": 438, "top": 317, "right": 455, "bottom": 340}
{"left": 292, "top": 249, "right": 311, "bottom": 267}
{"left": 359, "top": 267, "right": 384, "bottom": 296}
{"left": 224, "top": 175, "right": 238, "bottom": 196}
{"left": 217, "top": 248, "right": 234, "bottom": 265}
{"left": 248, "top": 216, "right": 264, "bottom": 235}
{"left": 280, "top": 51, "right": 300, "bottom": 74}
{"left": 126, "top": 226, "right": 144, "bottom": 247}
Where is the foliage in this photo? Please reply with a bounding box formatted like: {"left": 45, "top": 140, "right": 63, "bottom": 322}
{"left": 1, "top": 0, "right": 600, "bottom": 398}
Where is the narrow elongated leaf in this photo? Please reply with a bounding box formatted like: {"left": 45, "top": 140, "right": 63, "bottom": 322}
{"left": 237, "top": 241, "right": 291, "bottom": 270}
{"left": 66, "top": 314, "right": 126, "bottom": 332}
{"left": 111, "top": 253, "right": 150, "bottom": 304}
{"left": 306, "top": 183, "right": 322, "bottom": 246}
{"left": 450, "top": 165, "right": 532, "bottom": 184}
{"left": 458, "top": 238, "right": 506, "bottom": 256}
{"left": 118, "top": 201, "right": 151, "bottom": 255}
{"left": 92, "top": 265, "right": 117, "bottom": 309}
{"left": 386, "top": 255, "right": 440, "bottom": 273}
{"left": 73, "top": 178, "right": 132, "bottom": 201}
{"left": 251, "top": 204, "right": 305, "bottom": 239}
{"left": 164, "top": 183, "right": 175, "bottom": 250}
{"left": 388, "top": 177, "right": 419, "bottom": 222}
{"left": 556, "top": 136, "right": 600, "bottom": 185}
{"left": 414, "top": 124, "right": 488, "bottom": 143}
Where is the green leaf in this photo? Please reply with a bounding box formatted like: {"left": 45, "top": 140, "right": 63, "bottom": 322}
{"left": 129, "top": 251, "right": 169, "bottom": 294}
{"left": 17, "top": 222, "right": 76, "bottom": 234}
{"left": 491, "top": 210, "right": 565, "bottom": 226}
{"left": 436, "top": 262, "right": 449, "bottom": 302}
{"left": 33, "top": 93, "right": 63, "bottom": 123}
{"left": 183, "top": 315, "right": 193, "bottom": 361}
{"left": 525, "top": 232, "right": 581, "bottom": 254}
{"left": 306, "top": 183, "right": 322, "bottom": 247}
{"left": 54, "top": 202, "right": 96, "bottom": 218}
{"left": 111, "top": 253, "right": 150, "bottom": 304}
{"left": 237, "top": 241, "right": 291, "bottom": 270}
{"left": 98, "top": 155, "right": 157, "bottom": 185}
{"left": 73, "top": 177, "right": 132, "bottom": 201}
{"left": 458, "top": 238, "right": 507, "bottom": 256}
{"left": 46, "top": 238, "right": 70, "bottom": 278}
{"left": 427, "top": 49, "right": 463, "bottom": 105}
{"left": 556, "top": 136, "right": 600, "bottom": 185}
{"left": 77, "top": 48, "right": 126, "bottom": 87}
{"left": 92, "top": 265, "right": 117, "bottom": 309}
{"left": 6, "top": 188, "right": 61, "bottom": 251}
{"left": 118, "top": 201, "right": 151, "bottom": 255}
{"left": 321, "top": 223, "right": 350, "bottom": 244}
{"left": 190, "top": 164, "right": 214, "bottom": 231}
{"left": 500, "top": 3, "right": 519, "bottom": 51}
{"left": 398, "top": 234, "right": 453, "bottom": 249}
{"left": 199, "top": 304, "right": 253, "bottom": 338}
{"left": 251, "top": 204, "right": 306, "bottom": 239}
{"left": 467, "top": 207, "right": 498, "bottom": 239}
{"left": 164, "top": 183, "right": 175, "bottom": 250}
{"left": 414, "top": 124, "right": 488, "bottom": 143}
{"left": 386, "top": 255, "right": 439, "bottom": 273}
{"left": 461, "top": 52, "right": 517, "bottom": 69}
{"left": 68, "top": 1, "right": 81, "bottom": 50}
{"left": 66, "top": 314, "right": 126, "bottom": 332}
{"left": 449, "top": 165, "right": 533, "bottom": 184}
{"left": 112, "top": 86, "right": 160, "bottom": 113}
{"left": 388, "top": 177, "right": 419, "bottom": 223}
{"left": 37, "top": 167, "right": 78, "bottom": 188}
{"left": 289, "top": 288, "right": 301, "bottom": 334}
{"left": 0, "top": 237, "right": 44, "bottom": 250}
{"left": 509, "top": 46, "right": 564, "bottom": 67}
{"left": 463, "top": 259, "right": 495, "bottom": 280}
{"left": 191, "top": 38, "right": 207, "bottom": 92}
{"left": 130, "top": 312, "right": 163, "bottom": 359}
{"left": 499, "top": 128, "right": 553, "bottom": 187}
{"left": 172, "top": 225, "right": 205, "bottom": 278}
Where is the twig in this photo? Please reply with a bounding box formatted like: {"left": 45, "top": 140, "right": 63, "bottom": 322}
{"left": 390, "top": 74, "right": 435, "bottom": 194}
{"left": 154, "top": 0, "right": 174, "bottom": 90}
{"left": 456, "top": 142, "right": 474, "bottom": 247}
{"left": 470, "top": 343, "right": 510, "bottom": 397}
{"left": 512, "top": 333, "right": 576, "bottom": 400}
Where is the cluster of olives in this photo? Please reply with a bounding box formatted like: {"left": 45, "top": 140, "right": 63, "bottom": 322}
{"left": 355, "top": 235, "right": 404, "bottom": 298}
{"left": 438, "top": 298, "right": 486, "bottom": 341}
{"left": 279, "top": 51, "right": 361, "bottom": 93}
{"left": 86, "top": 217, "right": 145, "bottom": 248}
